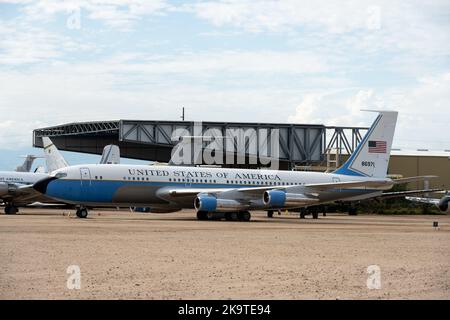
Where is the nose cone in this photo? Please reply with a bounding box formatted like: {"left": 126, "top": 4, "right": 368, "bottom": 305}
{"left": 33, "top": 177, "right": 58, "bottom": 194}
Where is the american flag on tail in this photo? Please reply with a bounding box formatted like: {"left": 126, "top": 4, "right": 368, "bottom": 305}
{"left": 368, "top": 141, "right": 387, "bottom": 153}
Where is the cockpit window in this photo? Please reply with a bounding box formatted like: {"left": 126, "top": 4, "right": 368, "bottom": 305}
{"left": 55, "top": 172, "right": 68, "bottom": 178}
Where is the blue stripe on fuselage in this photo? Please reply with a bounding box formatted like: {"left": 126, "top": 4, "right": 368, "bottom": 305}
{"left": 45, "top": 179, "right": 379, "bottom": 204}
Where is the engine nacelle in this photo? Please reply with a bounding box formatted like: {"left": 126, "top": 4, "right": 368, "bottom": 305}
{"left": 263, "top": 190, "right": 286, "bottom": 207}
{"left": 0, "top": 182, "right": 9, "bottom": 197}
{"left": 194, "top": 195, "right": 245, "bottom": 212}
{"left": 263, "top": 190, "right": 317, "bottom": 208}
{"left": 438, "top": 197, "right": 449, "bottom": 212}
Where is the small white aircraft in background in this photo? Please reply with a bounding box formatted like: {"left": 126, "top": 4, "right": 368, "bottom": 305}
{"left": 1, "top": 137, "right": 121, "bottom": 214}
{"left": 406, "top": 192, "right": 450, "bottom": 212}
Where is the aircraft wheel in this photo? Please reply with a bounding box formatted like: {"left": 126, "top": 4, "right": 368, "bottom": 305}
{"left": 207, "top": 212, "right": 221, "bottom": 220}
{"left": 267, "top": 210, "right": 274, "bottom": 218}
{"left": 312, "top": 211, "right": 319, "bottom": 219}
{"left": 238, "top": 211, "right": 251, "bottom": 222}
{"left": 196, "top": 211, "right": 208, "bottom": 220}
{"left": 5, "top": 206, "right": 18, "bottom": 215}
{"left": 299, "top": 209, "right": 306, "bottom": 219}
{"left": 349, "top": 207, "right": 358, "bottom": 216}
{"left": 76, "top": 208, "right": 88, "bottom": 219}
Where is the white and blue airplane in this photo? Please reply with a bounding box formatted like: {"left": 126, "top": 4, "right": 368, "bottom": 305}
{"left": 33, "top": 111, "right": 431, "bottom": 220}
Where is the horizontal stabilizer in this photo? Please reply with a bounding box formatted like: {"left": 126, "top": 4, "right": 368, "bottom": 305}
{"left": 393, "top": 176, "right": 438, "bottom": 184}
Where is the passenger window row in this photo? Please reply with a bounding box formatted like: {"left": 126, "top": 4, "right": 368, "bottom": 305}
{"left": 120, "top": 176, "right": 304, "bottom": 186}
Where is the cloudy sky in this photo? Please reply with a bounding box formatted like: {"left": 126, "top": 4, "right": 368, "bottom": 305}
{"left": 0, "top": 0, "right": 449, "bottom": 170}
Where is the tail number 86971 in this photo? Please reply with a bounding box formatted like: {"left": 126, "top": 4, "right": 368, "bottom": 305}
{"left": 361, "top": 161, "right": 375, "bottom": 167}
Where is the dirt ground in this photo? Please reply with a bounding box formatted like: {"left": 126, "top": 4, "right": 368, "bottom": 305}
{"left": 0, "top": 209, "right": 449, "bottom": 300}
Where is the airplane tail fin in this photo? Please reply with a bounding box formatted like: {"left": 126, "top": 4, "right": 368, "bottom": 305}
{"left": 99, "top": 145, "right": 120, "bottom": 164}
{"left": 15, "top": 155, "right": 39, "bottom": 172}
{"left": 42, "top": 137, "right": 69, "bottom": 173}
{"left": 334, "top": 111, "right": 398, "bottom": 178}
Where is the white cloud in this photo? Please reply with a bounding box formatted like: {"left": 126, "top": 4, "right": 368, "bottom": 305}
{"left": 20, "top": 0, "right": 169, "bottom": 29}
{"left": 98, "top": 50, "right": 329, "bottom": 75}
{"left": 287, "top": 72, "right": 450, "bottom": 150}
{"left": 0, "top": 0, "right": 448, "bottom": 153}
{"left": 0, "top": 119, "right": 46, "bottom": 149}
{"left": 0, "top": 51, "right": 332, "bottom": 149}
{"left": 189, "top": 0, "right": 450, "bottom": 56}
{"left": 0, "top": 19, "right": 95, "bottom": 65}
{"left": 190, "top": 0, "right": 372, "bottom": 33}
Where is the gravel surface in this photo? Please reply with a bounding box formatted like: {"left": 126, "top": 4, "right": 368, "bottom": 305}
{"left": 1, "top": 209, "right": 449, "bottom": 300}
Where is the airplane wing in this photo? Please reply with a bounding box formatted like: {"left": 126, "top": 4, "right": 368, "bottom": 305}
{"left": 1, "top": 184, "right": 58, "bottom": 205}
{"left": 160, "top": 180, "right": 393, "bottom": 199}
{"left": 165, "top": 188, "right": 231, "bottom": 197}
{"left": 377, "top": 189, "right": 442, "bottom": 200}
{"left": 393, "top": 176, "right": 438, "bottom": 184}
{"left": 405, "top": 196, "right": 440, "bottom": 206}
{"left": 302, "top": 180, "right": 393, "bottom": 190}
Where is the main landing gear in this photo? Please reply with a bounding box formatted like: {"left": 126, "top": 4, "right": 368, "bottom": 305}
{"left": 197, "top": 211, "right": 251, "bottom": 222}
{"left": 348, "top": 205, "right": 358, "bottom": 216}
{"left": 75, "top": 207, "right": 89, "bottom": 219}
{"left": 4, "top": 205, "right": 18, "bottom": 215}
{"left": 299, "top": 207, "right": 321, "bottom": 219}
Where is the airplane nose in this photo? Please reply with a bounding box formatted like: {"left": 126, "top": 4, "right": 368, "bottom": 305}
{"left": 33, "top": 176, "right": 58, "bottom": 194}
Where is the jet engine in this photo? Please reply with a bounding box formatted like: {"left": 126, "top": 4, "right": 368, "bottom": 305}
{"left": 438, "top": 197, "right": 450, "bottom": 212}
{"left": 194, "top": 195, "right": 245, "bottom": 212}
{"left": 0, "top": 182, "right": 10, "bottom": 197}
{"left": 263, "top": 190, "right": 317, "bottom": 208}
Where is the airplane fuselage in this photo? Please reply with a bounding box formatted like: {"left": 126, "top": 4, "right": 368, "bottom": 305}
{"left": 0, "top": 171, "right": 48, "bottom": 186}
{"left": 37, "top": 164, "right": 391, "bottom": 210}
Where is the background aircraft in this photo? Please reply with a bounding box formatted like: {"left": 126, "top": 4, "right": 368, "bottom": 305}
{"left": 1, "top": 138, "right": 121, "bottom": 214}
{"left": 0, "top": 137, "right": 67, "bottom": 214}
{"left": 406, "top": 192, "right": 450, "bottom": 212}
{"left": 15, "top": 155, "right": 42, "bottom": 172}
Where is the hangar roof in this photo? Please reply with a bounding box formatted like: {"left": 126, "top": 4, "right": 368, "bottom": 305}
{"left": 33, "top": 119, "right": 368, "bottom": 169}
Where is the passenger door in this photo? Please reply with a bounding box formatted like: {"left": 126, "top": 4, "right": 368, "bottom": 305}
{"left": 80, "top": 168, "right": 91, "bottom": 187}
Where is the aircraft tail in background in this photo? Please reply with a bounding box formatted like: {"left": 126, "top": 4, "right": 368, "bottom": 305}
{"left": 15, "top": 155, "right": 41, "bottom": 172}
{"left": 42, "top": 137, "right": 69, "bottom": 173}
{"left": 99, "top": 145, "right": 120, "bottom": 164}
